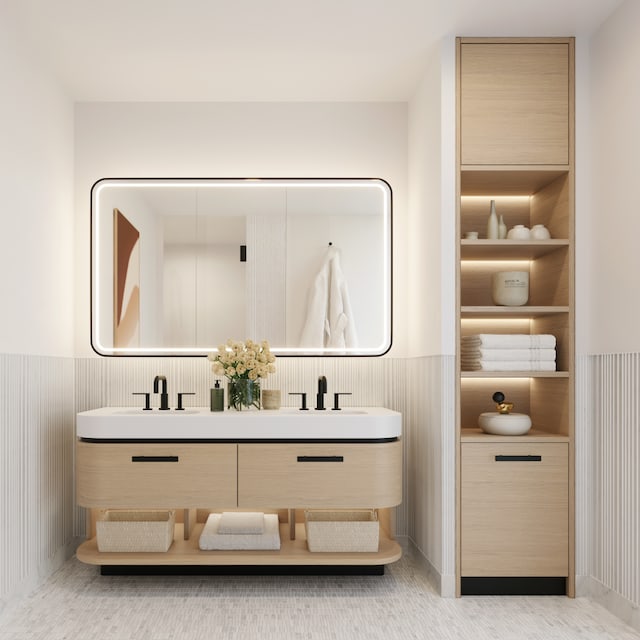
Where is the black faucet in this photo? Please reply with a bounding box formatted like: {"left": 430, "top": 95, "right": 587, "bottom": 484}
{"left": 153, "top": 375, "right": 170, "bottom": 410}
{"left": 316, "top": 375, "right": 327, "bottom": 410}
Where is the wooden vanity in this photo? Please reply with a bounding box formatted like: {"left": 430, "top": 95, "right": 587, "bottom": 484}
{"left": 75, "top": 420, "right": 403, "bottom": 569}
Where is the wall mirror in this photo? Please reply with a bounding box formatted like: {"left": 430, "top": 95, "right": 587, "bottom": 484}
{"left": 91, "top": 178, "right": 392, "bottom": 356}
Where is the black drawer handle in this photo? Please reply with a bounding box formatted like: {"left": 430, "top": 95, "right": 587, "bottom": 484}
{"left": 131, "top": 455, "right": 179, "bottom": 462}
{"left": 495, "top": 455, "right": 542, "bottom": 462}
{"left": 297, "top": 455, "right": 344, "bottom": 463}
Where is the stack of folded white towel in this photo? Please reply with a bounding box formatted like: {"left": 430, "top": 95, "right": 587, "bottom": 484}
{"left": 461, "top": 334, "right": 556, "bottom": 371}
{"left": 199, "top": 511, "right": 281, "bottom": 550}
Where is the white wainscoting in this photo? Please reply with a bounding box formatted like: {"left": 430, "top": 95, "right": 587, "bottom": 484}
{"left": 0, "top": 354, "right": 75, "bottom": 612}
{"left": 576, "top": 353, "right": 640, "bottom": 631}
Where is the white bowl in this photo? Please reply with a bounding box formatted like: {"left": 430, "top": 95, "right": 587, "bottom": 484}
{"left": 507, "top": 225, "right": 531, "bottom": 240}
{"left": 478, "top": 412, "right": 532, "bottom": 436}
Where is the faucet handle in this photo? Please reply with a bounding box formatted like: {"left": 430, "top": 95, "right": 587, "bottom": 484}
{"left": 289, "top": 392, "right": 309, "bottom": 411}
{"left": 176, "top": 392, "right": 195, "bottom": 411}
{"left": 132, "top": 392, "right": 152, "bottom": 410}
{"left": 332, "top": 392, "right": 352, "bottom": 411}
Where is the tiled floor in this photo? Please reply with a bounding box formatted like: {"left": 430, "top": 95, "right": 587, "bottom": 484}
{"left": 1, "top": 545, "right": 639, "bottom": 640}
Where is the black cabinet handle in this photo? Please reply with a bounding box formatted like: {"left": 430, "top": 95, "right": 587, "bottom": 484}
{"left": 131, "top": 455, "right": 179, "bottom": 462}
{"left": 297, "top": 455, "right": 344, "bottom": 463}
{"left": 495, "top": 455, "right": 542, "bottom": 462}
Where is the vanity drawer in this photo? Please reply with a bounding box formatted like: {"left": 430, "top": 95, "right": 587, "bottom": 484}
{"left": 76, "top": 442, "right": 237, "bottom": 508}
{"left": 237, "top": 440, "right": 402, "bottom": 508}
{"left": 461, "top": 442, "right": 569, "bottom": 576}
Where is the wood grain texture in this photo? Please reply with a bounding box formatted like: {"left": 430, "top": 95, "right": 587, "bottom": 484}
{"left": 76, "top": 522, "right": 402, "bottom": 566}
{"left": 461, "top": 442, "right": 569, "bottom": 576}
{"left": 460, "top": 43, "right": 570, "bottom": 165}
{"left": 76, "top": 442, "right": 238, "bottom": 508}
{"left": 237, "top": 441, "right": 402, "bottom": 509}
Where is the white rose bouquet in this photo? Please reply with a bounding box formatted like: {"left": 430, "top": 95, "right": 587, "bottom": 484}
{"left": 207, "top": 339, "right": 276, "bottom": 410}
{"left": 208, "top": 339, "right": 276, "bottom": 381}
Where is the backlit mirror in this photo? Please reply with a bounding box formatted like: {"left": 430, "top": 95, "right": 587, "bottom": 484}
{"left": 91, "top": 178, "right": 392, "bottom": 356}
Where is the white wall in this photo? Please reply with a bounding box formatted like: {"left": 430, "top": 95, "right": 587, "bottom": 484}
{"left": 575, "top": 0, "right": 640, "bottom": 628}
{"left": 586, "top": 0, "right": 640, "bottom": 355}
{"left": 0, "top": 9, "right": 74, "bottom": 357}
{"left": 74, "top": 102, "right": 408, "bottom": 357}
{"left": 0, "top": 6, "right": 76, "bottom": 613}
{"left": 405, "top": 38, "right": 457, "bottom": 595}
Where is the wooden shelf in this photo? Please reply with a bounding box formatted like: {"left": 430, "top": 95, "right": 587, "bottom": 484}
{"left": 461, "top": 428, "right": 570, "bottom": 442}
{"left": 460, "top": 166, "right": 569, "bottom": 195}
{"left": 460, "top": 371, "right": 569, "bottom": 379}
{"left": 76, "top": 522, "right": 402, "bottom": 567}
{"left": 460, "top": 239, "right": 569, "bottom": 260}
{"left": 461, "top": 306, "right": 569, "bottom": 318}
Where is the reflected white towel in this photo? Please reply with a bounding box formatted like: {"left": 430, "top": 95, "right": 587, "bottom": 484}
{"left": 217, "top": 512, "right": 265, "bottom": 535}
{"left": 299, "top": 246, "right": 358, "bottom": 349}
{"left": 462, "top": 334, "right": 556, "bottom": 349}
{"left": 461, "top": 360, "right": 556, "bottom": 371}
{"left": 199, "top": 514, "right": 280, "bottom": 550}
{"left": 460, "top": 348, "right": 556, "bottom": 361}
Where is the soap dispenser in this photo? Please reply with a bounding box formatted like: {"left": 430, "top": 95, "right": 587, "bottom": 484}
{"left": 210, "top": 380, "right": 224, "bottom": 412}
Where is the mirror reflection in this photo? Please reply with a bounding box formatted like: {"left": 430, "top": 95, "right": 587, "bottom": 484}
{"left": 91, "top": 178, "right": 392, "bottom": 356}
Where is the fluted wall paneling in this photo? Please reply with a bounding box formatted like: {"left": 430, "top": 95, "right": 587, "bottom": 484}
{"left": 591, "top": 353, "right": 640, "bottom": 608}
{"left": 0, "top": 355, "right": 75, "bottom": 611}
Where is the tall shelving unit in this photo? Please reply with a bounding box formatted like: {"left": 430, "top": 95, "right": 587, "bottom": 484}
{"left": 455, "top": 38, "right": 575, "bottom": 596}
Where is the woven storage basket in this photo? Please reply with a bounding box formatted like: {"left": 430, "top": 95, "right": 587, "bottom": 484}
{"left": 96, "top": 510, "right": 175, "bottom": 552}
{"left": 304, "top": 510, "right": 379, "bottom": 552}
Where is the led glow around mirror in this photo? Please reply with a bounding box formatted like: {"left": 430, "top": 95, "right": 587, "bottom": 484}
{"left": 91, "top": 178, "right": 392, "bottom": 356}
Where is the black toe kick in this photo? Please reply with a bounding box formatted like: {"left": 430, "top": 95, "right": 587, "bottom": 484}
{"left": 461, "top": 577, "right": 567, "bottom": 596}
{"left": 100, "top": 565, "right": 385, "bottom": 577}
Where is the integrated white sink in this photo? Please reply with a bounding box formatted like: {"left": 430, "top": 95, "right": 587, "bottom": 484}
{"left": 76, "top": 406, "right": 402, "bottom": 440}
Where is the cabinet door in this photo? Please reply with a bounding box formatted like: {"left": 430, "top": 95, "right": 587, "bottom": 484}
{"left": 76, "top": 442, "right": 237, "bottom": 508}
{"left": 461, "top": 442, "right": 568, "bottom": 576}
{"left": 238, "top": 441, "right": 402, "bottom": 508}
{"left": 460, "top": 42, "right": 570, "bottom": 165}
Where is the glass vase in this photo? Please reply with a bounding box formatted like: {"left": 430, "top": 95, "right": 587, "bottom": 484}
{"left": 228, "top": 379, "right": 261, "bottom": 411}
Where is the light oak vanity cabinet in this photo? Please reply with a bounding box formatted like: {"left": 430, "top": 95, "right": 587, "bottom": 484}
{"left": 456, "top": 38, "right": 575, "bottom": 596}
{"left": 75, "top": 438, "right": 402, "bottom": 569}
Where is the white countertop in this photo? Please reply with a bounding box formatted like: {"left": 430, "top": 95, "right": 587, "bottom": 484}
{"left": 76, "top": 406, "right": 402, "bottom": 440}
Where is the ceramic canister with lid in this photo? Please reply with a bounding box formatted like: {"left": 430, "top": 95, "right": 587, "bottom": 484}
{"left": 492, "top": 271, "right": 529, "bottom": 306}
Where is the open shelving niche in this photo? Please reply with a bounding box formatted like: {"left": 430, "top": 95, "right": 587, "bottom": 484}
{"left": 76, "top": 518, "right": 402, "bottom": 567}
{"left": 458, "top": 167, "right": 574, "bottom": 442}
{"left": 76, "top": 509, "right": 402, "bottom": 568}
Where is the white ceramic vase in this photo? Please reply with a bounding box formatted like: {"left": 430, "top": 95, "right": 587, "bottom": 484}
{"left": 487, "top": 200, "right": 499, "bottom": 239}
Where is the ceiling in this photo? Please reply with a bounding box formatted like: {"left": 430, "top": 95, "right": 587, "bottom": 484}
{"left": 2, "top": 0, "right": 625, "bottom": 102}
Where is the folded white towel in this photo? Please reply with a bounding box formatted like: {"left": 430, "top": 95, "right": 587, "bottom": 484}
{"left": 217, "top": 512, "right": 265, "bottom": 535}
{"left": 199, "top": 514, "right": 280, "bottom": 551}
{"left": 460, "top": 347, "right": 556, "bottom": 361}
{"left": 461, "top": 360, "right": 556, "bottom": 371}
{"left": 462, "top": 334, "right": 556, "bottom": 349}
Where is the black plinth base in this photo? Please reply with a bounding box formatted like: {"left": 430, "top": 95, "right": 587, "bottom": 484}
{"left": 461, "top": 577, "right": 566, "bottom": 596}
{"left": 100, "top": 564, "right": 385, "bottom": 576}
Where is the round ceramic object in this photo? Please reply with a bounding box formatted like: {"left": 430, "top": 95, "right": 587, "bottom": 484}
{"left": 507, "top": 224, "right": 531, "bottom": 240}
{"left": 261, "top": 389, "right": 282, "bottom": 410}
{"left": 478, "top": 412, "right": 532, "bottom": 436}
{"left": 530, "top": 224, "right": 551, "bottom": 240}
{"left": 492, "top": 271, "right": 529, "bottom": 306}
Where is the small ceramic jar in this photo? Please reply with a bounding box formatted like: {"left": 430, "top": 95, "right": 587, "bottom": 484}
{"left": 492, "top": 271, "right": 529, "bottom": 306}
{"left": 261, "top": 389, "right": 281, "bottom": 410}
{"left": 530, "top": 224, "right": 551, "bottom": 240}
{"left": 506, "top": 224, "right": 531, "bottom": 240}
